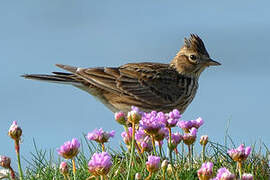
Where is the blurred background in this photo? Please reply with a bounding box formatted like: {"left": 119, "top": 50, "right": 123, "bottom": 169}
{"left": 0, "top": 0, "right": 269, "bottom": 168}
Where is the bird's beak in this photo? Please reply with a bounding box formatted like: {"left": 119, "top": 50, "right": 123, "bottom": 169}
{"left": 205, "top": 59, "right": 221, "bottom": 66}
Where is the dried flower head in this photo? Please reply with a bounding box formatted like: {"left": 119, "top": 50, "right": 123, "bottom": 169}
{"left": 57, "top": 138, "right": 80, "bottom": 159}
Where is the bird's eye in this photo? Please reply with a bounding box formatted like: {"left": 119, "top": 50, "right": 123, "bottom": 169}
{"left": 190, "top": 55, "right": 197, "bottom": 60}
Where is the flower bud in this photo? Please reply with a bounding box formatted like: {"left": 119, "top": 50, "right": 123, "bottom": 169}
{"left": 135, "top": 172, "right": 142, "bottom": 180}
{"left": 59, "top": 162, "right": 69, "bottom": 175}
{"left": 114, "top": 112, "right": 126, "bottom": 125}
{"left": 242, "top": 173, "right": 253, "bottom": 180}
{"left": 200, "top": 135, "right": 208, "bottom": 146}
{"left": 161, "top": 159, "right": 168, "bottom": 172}
{"left": 167, "top": 164, "right": 173, "bottom": 175}
{"left": 0, "top": 156, "right": 11, "bottom": 169}
{"left": 8, "top": 121, "right": 22, "bottom": 141}
{"left": 127, "top": 110, "right": 141, "bottom": 124}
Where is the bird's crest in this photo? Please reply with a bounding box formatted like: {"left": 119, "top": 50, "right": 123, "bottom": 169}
{"left": 184, "top": 34, "right": 209, "bottom": 57}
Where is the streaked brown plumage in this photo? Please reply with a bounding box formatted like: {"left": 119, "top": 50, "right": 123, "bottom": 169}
{"left": 23, "top": 34, "right": 221, "bottom": 114}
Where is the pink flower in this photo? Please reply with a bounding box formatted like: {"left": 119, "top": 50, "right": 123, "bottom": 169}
{"left": 88, "top": 152, "right": 112, "bottom": 176}
{"left": 59, "top": 161, "right": 69, "bottom": 175}
{"left": 213, "top": 168, "right": 235, "bottom": 180}
{"left": 121, "top": 127, "right": 133, "bottom": 145}
{"left": 57, "top": 138, "right": 80, "bottom": 159}
{"left": 163, "top": 109, "right": 181, "bottom": 128}
{"left": 8, "top": 121, "right": 22, "bottom": 141}
{"left": 227, "top": 144, "right": 251, "bottom": 162}
{"left": 190, "top": 117, "right": 204, "bottom": 129}
{"left": 146, "top": 155, "right": 161, "bottom": 173}
{"left": 153, "top": 127, "right": 168, "bottom": 141}
{"left": 168, "top": 132, "right": 182, "bottom": 149}
{"left": 183, "top": 127, "right": 197, "bottom": 145}
{"left": 87, "top": 128, "right": 115, "bottom": 144}
{"left": 177, "top": 117, "right": 204, "bottom": 132}
{"left": 140, "top": 111, "right": 165, "bottom": 135}
{"left": 197, "top": 162, "right": 213, "bottom": 180}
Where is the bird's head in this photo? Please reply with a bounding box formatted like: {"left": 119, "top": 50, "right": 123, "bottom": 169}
{"left": 170, "top": 34, "right": 221, "bottom": 77}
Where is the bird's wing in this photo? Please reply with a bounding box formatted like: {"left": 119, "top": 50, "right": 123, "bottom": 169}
{"left": 56, "top": 63, "right": 190, "bottom": 106}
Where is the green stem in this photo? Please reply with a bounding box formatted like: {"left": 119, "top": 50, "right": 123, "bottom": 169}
{"left": 158, "top": 141, "right": 163, "bottom": 158}
{"left": 202, "top": 145, "right": 206, "bottom": 162}
{"left": 126, "top": 122, "right": 135, "bottom": 180}
{"left": 168, "top": 128, "right": 173, "bottom": 163}
{"left": 237, "top": 161, "right": 242, "bottom": 179}
{"left": 145, "top": 172, "right": 152, "bottom": 180}
{"left": 188, "top": 145, "right": 191, "bottom": 168}
{"left": 102, "top": 143, "right": 105, "bottom": 152}
{"left": 167, "top": 128, "right": 177, "bottom": 180}
{"left": 151, "top": 135, "right": 157, "bottom": 156}
{"left": 15, "top": 140, "right": 23, "bottom": 180}
{"left": 8, "top": 167, "right": 16, "bottom": 180}
{"left": 72, "top": 158, "right": 76, "bottom": 180}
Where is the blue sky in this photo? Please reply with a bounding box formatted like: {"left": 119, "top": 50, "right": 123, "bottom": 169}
{"left": 0, "top": 0, "right": 269, "bottom": 168}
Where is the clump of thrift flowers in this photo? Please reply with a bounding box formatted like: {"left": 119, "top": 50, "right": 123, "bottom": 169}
{"left": 197, "top": 162, "right": 213, "bottom": 180}
{"left": 88, "top": 152, "right": 112, "bottom": 178}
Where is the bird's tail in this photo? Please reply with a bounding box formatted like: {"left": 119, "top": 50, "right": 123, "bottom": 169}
{"left": 22, "top": 72, "right": 82, "bottom": 86}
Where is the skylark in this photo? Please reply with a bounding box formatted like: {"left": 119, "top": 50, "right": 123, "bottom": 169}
{"left": 23, "top": 34, "right": 220, "bottom": 114}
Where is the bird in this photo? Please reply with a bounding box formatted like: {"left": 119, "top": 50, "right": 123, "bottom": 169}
{"left": 23, "top": 34, "right": 221, "bottom": 114}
